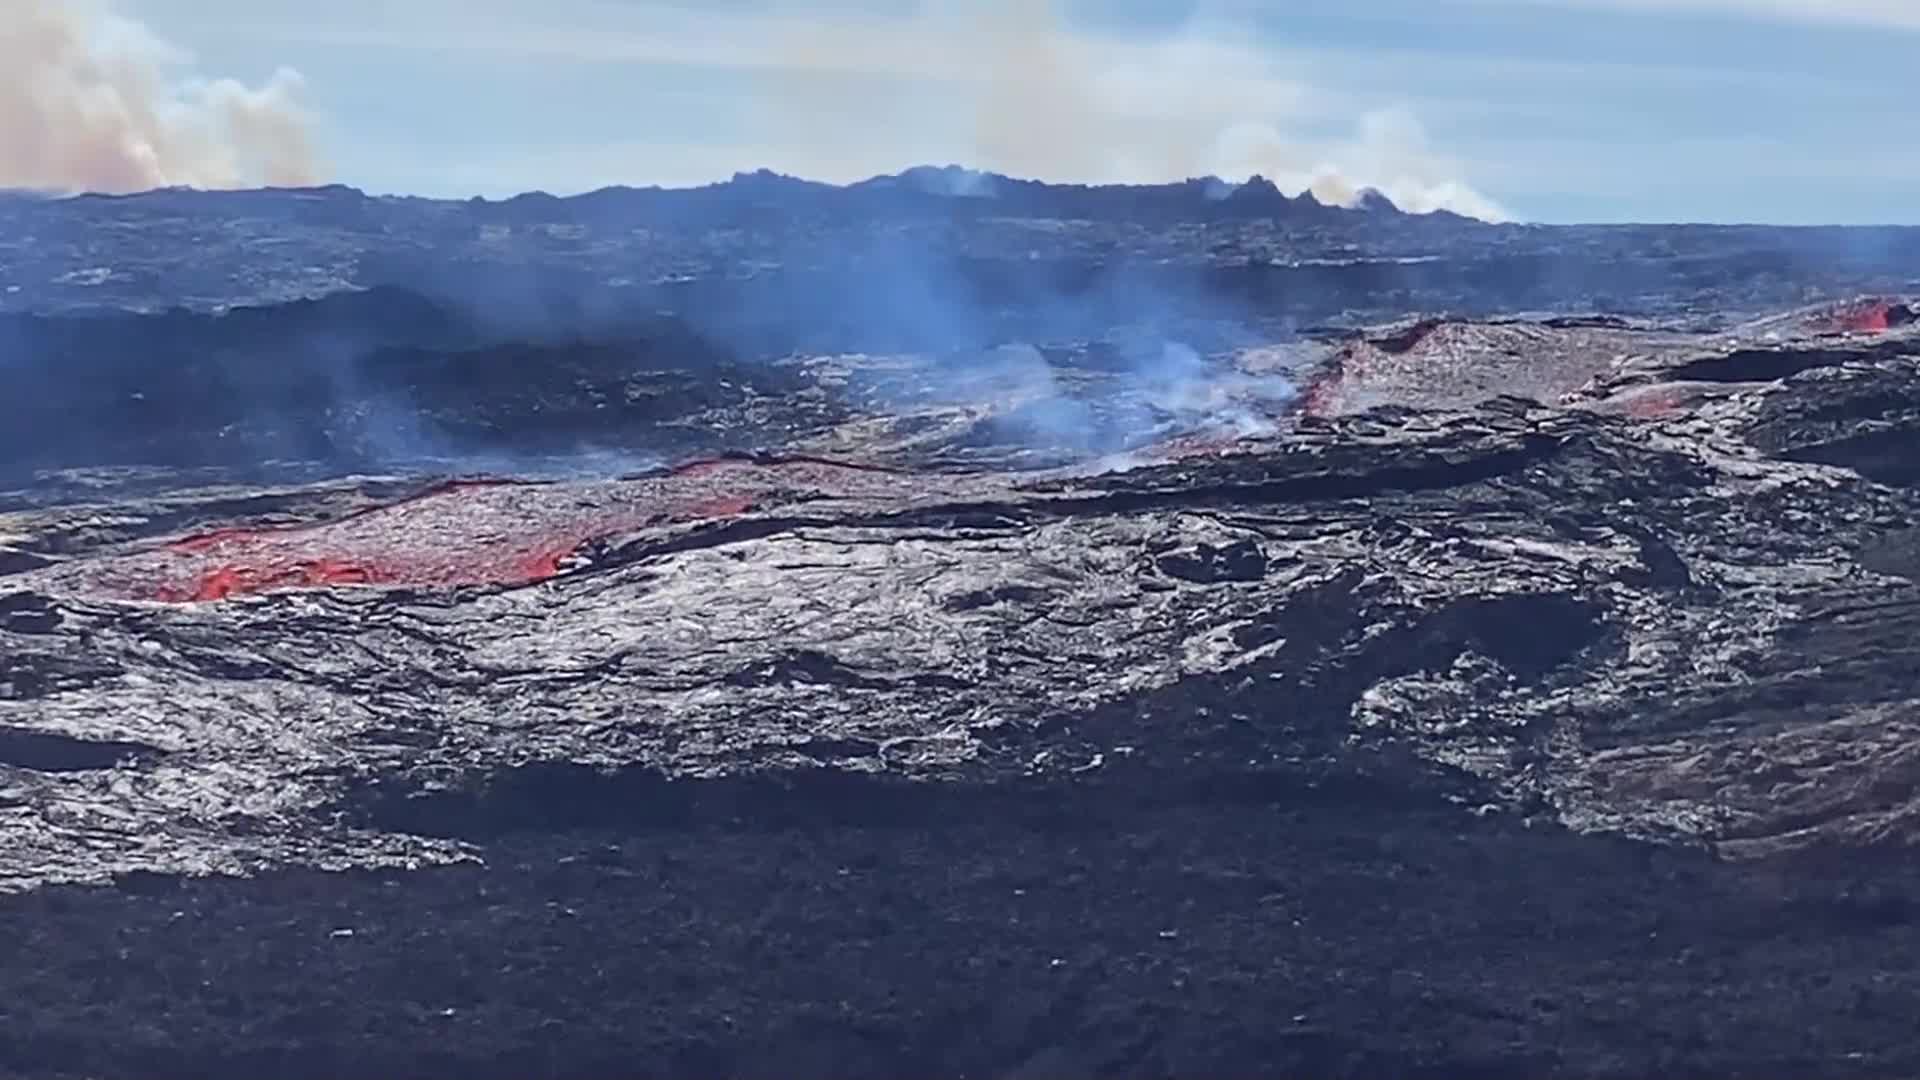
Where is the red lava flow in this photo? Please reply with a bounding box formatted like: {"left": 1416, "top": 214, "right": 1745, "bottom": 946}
{"left": 76, "top": 456, "right": 952, "bottom": 605}
{"left": 1810, "top": 299, "right": 1917, "bottom": 335}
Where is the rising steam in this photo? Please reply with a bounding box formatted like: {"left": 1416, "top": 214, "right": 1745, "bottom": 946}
{"left": 0, "top": 0, "right": 322, "bottom": 193}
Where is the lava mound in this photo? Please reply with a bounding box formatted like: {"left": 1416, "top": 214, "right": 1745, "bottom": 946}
{"left": 1297, "top": 318, "right": 1694, "bottom": 418}
{"left": 26, "top": 456, "right": 959, "bottom": 604}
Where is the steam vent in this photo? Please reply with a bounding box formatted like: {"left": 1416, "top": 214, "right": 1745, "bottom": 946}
{"left": 5, "top": 172, "right": 1920, "bottom": 1080}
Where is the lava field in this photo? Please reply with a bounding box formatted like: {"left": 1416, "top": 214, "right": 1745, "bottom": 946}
{"left": 7, "top": 185, "right": 1920, "bottom": 1079}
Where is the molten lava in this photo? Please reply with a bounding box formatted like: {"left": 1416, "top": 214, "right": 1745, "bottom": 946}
{"left": 49, "top": 457, "right": 972, "bottom": 605}
{"left": 1811, "top": 299, "right": 1918, "bottom": 335}
{"left": 1298, "top": 355, "right": 1354, "bottom": 419}
{"left": 147, "top": 478, "right": 577, "bottom": 602}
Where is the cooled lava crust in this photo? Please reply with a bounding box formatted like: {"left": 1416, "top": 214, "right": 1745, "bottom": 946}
{"left": 6, "top": 304, "right": 1920, "bottom": 1079}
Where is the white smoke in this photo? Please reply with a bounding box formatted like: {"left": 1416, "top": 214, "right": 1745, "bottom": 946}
{"left": 958, "top": 339, "right": 1297, "bottom": 455}
{"left": 767, "top": 0, "right": 1507, "bottom": 221}
{"left": 1215, "top": 108, "right": 1513, "bottom": 222}
{"left": 972, "top": 0, "right": 1507, "bottom": 220}
{"left": 0, "top": 0, "right": 323, "bottom": 194}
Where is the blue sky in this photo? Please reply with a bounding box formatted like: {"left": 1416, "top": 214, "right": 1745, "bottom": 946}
{"left": 113, "top": 0, "right": 1920, "bottom": 224}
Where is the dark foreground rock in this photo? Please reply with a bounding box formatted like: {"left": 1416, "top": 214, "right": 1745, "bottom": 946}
{"left": 3, "top": 309, "right": 1920, "bottom": 1076}
{"left": 4, "top": 810, "right": 1917, "bottom": 1080}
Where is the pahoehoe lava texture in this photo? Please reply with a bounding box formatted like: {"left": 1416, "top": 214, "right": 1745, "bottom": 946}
{"left": 6, "top": 284, "right": 1920, "bottom": 1075}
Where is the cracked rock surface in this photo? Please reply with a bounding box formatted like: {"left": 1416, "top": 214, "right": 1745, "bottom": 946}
{"left": 4, "top": 312, "right": 1920, "bottom": 1077}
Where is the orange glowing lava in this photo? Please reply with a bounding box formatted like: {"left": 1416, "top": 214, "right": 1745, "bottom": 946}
{"left": 1812, "top": 299, "right": 1916, "bottom": 335}
{"left": 76, "top": 455, "right": 932, "bottom": 604}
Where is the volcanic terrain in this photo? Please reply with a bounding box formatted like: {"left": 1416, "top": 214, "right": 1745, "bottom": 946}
{"left": 5, "top": 175, "right": 1920, "bottom": 1077}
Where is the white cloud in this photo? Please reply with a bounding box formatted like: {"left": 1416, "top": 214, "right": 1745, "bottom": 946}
{"left": 1497, "top": 0, "right": 1920, "bottom": 30}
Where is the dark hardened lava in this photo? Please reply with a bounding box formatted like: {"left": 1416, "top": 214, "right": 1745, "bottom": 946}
{"left": 3, "top": 811, "right": 1917, "bottom": 1080}
{"left": 5, "top": 306, "right": 1920, "bottom": 1078}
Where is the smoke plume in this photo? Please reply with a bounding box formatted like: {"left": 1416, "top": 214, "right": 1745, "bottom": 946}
{"left": 767, "top": 0, "right": 1505, "bottom": 220}
{"left": 0, "top": 0, "right": 322, "bottom": 193}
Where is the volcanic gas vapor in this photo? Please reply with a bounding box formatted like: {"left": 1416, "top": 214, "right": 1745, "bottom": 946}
{"left": 0, "top": 0, "right": 322, "bottom": 193}
{"left": 968, "top": 0, "right": 1507, "bottom": 220}
{"left": 769, "top": 0, "right": 1507, "bottom": 220}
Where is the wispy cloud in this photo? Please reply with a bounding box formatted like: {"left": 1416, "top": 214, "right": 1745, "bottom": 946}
{"left": 1496, "top": 0, "right": 1920, "bottom": 30}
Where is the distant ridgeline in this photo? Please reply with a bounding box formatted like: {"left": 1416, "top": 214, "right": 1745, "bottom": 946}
{"left": 45, "top": 166, "right": 1449, "bottom": 228}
